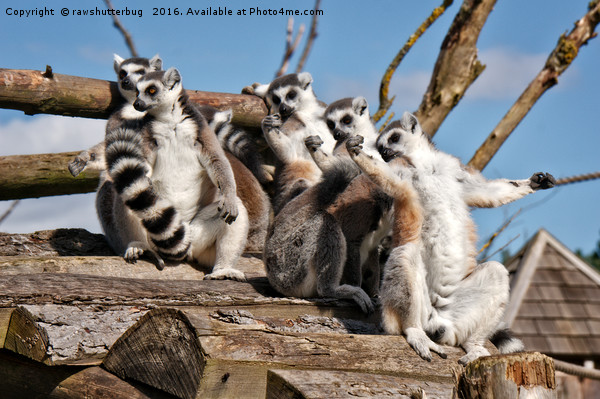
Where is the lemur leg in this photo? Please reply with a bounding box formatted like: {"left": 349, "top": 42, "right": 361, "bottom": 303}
{"left": 315, "top": 215, "right": 374, "bottom": 314}
{"left": 189, "top": 199, "right": 249, "bottom": 282}
{"left": 381, "top": 243, "right": 447, "bottom": 361}
{"left": 436, "top": 261, "right": 509, "bottom": 365}
{"left": 305, "top": 135, "right": 338, "bottom": 172}
{"left": 360, "top": 247, "right": 381, "bottom": 297}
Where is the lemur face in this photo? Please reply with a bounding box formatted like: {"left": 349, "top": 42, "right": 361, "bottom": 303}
{"left": 265, "top": 72, "right": 314, "bottom": 119}
{"left": 376, "top": 112, "right": 424, "bottom": 162}
{"left": 324, "top": 97, "right": 370, "bottom": 142}
{"left": 133, "top": 68, "right": 182, "bottom": 114}
{"left": 113, "top": 54, "right": 162, "bottom": 103}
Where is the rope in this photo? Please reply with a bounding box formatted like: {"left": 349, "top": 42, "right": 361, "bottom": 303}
{"left": 554, "top": 359, "right": 600, "bottom": 380}
{"left": 556, "top": 171, "right": 600, "bottom": 186}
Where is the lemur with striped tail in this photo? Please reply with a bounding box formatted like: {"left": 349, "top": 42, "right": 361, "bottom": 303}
{"left": 347, "top": 112, "right": 555, "bottom": 364}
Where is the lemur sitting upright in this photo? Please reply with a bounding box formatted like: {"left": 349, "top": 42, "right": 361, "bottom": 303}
{"left": 258, "top": 72, "right": 336, "bottom": 213}
{"left": 347, "top": 112, "right": 555, "bottom": 364}
{"left": 69, "top": 54, "right": 162, "bottom": 177}
{"left": 106, "top": 67, "right": 249, "bottom": 280}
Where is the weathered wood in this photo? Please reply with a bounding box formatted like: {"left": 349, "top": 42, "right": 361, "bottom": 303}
{"left": 0, "top": 152, "right": 100, "bottom": 200}
{"left": 266, "top": 369, "right": 453, "bottom": 399}
{"left": 0, "top": 307, "right": 49, "bottom": 363}
{"left": 0, "top": 68, "right": 267, "bottom": 128}
{"left": 0, "top": 351, "right": 176, "bottom": 399}
{"left": 102, "top": 307, "right": 472, "bottom": 399}
{"left": 415, "top": 0, "right": 495, "bottom": 137}
{"left": 455, "top": 352, "right": 556, "bottom": 399}
{"left": 0, "top": 228, "right": 114, "bottom": 257}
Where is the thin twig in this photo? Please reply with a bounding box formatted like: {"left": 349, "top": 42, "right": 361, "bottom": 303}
{"left": 372, "top": 0, "right": 454, "bottom": 123}
{"left": 104, "top": 0, "right": 138, "bottom": 57}
{"left": 480, "top": 234, "right": 520, "bottom": 263}
{"left": 0, "top": 200, "right": 20, "bottom": 226}
{"left": 479, "top": 209, "right": 522, "bottom": 258}
{"left": 296, "top": 0, "right": 321, "bottom": 73}
{"left": 275, "top": 18, "right": 305, "bottom": 77}
{"left": 379, "top": 112, "right": 395, "bottom": 132}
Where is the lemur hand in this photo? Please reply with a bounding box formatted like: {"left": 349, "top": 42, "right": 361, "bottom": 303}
{"left": 304, "top": 135, "right": 324, "bottom": 152}
{"left": 218, "top": 194, "right": 239, "bottom": 224}
{"left": 346, "top": 135, "right": 365, "bottom": 156}
{"left": 262, "top": 114, "right": 283, "bottom": 131}
{"left": 529, "top": 172, "right": 556, "bottom": 190}
{"left": 68, "top": 150, "right": 94, "bottom": 177}
{"left": 241, "top": 82, "right": 263, "bottom": 96}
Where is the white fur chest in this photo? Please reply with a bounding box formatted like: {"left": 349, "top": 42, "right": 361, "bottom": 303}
{"left": 150, "top": 118, "right": 205, "bottom": 219}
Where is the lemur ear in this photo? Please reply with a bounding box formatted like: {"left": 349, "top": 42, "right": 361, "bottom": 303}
{"left": 113, "top": 54, "right": 125, "bottom": 74}
{"left": 352, "top": 97, "right": 369, "bottom": 116}
{"left": 297, "top": 72, "right": 313, "bottom": 90}
{"left": 149, "top": 54, "right": 162, "bottom": 71}
{"left": 400, "top": 112, "right": 422, "bottom": 134}
{"left": 164, "top": 67, "right": 181, "bottom": 90}
{"left": 214, "top": 109, "right": 233, "bottom": 125}
{"left": 252, "top": 83, "right": 269, "bottom": 98}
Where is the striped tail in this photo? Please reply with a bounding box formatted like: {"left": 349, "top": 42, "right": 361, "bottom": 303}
{"left": 105, "top": 127, "right": 191, "bottom": 261}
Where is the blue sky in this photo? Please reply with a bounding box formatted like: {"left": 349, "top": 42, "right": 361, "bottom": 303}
{"left": 1, "top": 0, "right": 599, "bottom": 261}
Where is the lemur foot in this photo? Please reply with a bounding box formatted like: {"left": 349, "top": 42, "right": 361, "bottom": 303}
{"left": 346, "top": 135, "right": 365, "bottom": 156}
{"left": 304, "top": 135, "right": 324, "bottom": 152}
{"left": 529, "top": 172, "right": 556, "bottom": 190}
{"left": 124, "top": 246, "right": 144, "bottom": 263}
{"left": 458, "top": 345, "right": 490, "bottom": 366}
{"left": 204, "top": 267, "right": 247, "bottom": 282}
{"left": 262, "top": 114, "right": 283, "bottom": 131}
{"left": 405, "top": 327, "right": 448, "bottom": 362}
{"left": 68, "top": 151, "right": 93, "bottom": 177}
{"left": 217, "top": 196, "right": 239, "bottom": 224}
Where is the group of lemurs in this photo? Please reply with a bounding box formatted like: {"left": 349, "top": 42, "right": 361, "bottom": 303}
{"left": 70, "top": 54, "right": 556, "bottom": 365}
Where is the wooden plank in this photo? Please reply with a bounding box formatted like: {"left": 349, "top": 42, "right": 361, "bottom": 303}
{"left": 0, "top": 307, "right": 49, "bottom": 363}
{"left": 103, "top": 307, "right": 468, "bottom": 399}
{"left": 0, "top": 68, "right": 267, "bottom": 128}
{"left": 456, "top": 352, "right": 556, "bottom": 399}
{"left": 265, "top": 369, "right": 453, "bottom": 399}
{"left": 0, "top": 351, "right": 176, "bottom": 399}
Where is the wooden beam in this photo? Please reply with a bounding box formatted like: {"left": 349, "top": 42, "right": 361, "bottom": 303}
{"left": 0, "top": 68, "right": 267, "bottom": 128}
{"left": 0, "top": 307, "right": 49, "bottom": 363}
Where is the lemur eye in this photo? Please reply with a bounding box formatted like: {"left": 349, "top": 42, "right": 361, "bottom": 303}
{"left": 326, "top": 120, "right": 335, "bottom": 130}
{"left": 342, "top": 115, "right": 353, "bottom": 125}
{"left": 146, "top": 86, "right": 157, "bottom": 95}
{"left": 389, "top": 133, "right": 400, "bottom": 143}
{"left": 286, "top": 90, "right": 297, "bottom": 100}
{"left": 272, "top": 95, "right": 281, "bottom": 105}
{"left": 119, "top": 70, "right": 127, "bottom": 79}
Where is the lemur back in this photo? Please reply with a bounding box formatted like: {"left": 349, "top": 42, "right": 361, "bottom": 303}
{"left": 349, "top": 112, "right": 555, "bottom": 364}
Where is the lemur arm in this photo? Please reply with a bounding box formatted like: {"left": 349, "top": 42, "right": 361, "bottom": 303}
{"left": 261, "top": 114, "right": 298, "bottom": 165}
{"left": 196, "top": 123, "right": 239, "bottom": 224}
{"left": 304, "top": 135, "right": 347, "bottom": 173}
{"left": 459, "top": 165, "right": 556, "bottom": 208}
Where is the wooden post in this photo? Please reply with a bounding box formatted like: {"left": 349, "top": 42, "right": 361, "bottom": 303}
{"left": 455, "top": 352, "right": 556, "bottom": 399}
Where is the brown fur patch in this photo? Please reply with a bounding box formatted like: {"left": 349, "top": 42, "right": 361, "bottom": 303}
{"left": 391, "top": 184, "right": 423, "bottom": 247}
{"left": 278, "top": 159, "right": 321, "bottom": 187}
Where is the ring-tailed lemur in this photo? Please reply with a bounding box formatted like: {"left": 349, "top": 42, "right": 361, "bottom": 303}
{"left": 109, "top": 67, "right": 249, "bottom": 280}
{"left": 196, "top": 105, "right": 272, "bottom": 252}
{"left": 347, "top": 112, "right": 555, "bottom": 364}
{"left": 303, "top": 97, "right": 393, "bottom": 296}
{"left": 258, "top": 72, "right": 336, "bottom": 213}
{"left": 69, "top": 54, "right": 162, "bottom": 177}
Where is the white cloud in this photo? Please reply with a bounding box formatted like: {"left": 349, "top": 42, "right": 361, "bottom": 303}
{"left": 0, "top": 115, "right": 105, "bottom": 156}
{"left": 466, "top": 47, "right": 547, "bottom": 100}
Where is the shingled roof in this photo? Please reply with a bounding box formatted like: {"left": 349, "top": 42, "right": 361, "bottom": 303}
{"left": 504, "top": 229, "right": 600, "bottom": 361}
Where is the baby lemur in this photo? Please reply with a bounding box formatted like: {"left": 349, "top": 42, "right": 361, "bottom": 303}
{"left": 347, "top": 112, "right": 555, "bottom": 364}
{"left": 106, "top": 67, "right": 249, "bottom": 280}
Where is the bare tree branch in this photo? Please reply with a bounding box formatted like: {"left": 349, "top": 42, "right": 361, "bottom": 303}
{"left": 104, "top": 0, "right": 138, "bottom": 57}
{"left": 468, "top": 0, "right": 600, "bottom": 171}
{"left": 414, "top": 0, "right": 496, "bottom": 136}
{"left": 373, "top": 0, "right": 454, "bottom": 123}
{"left": 0, "top": 200, "right": 20, "bottom": 226}
{"left": 275, "top": 18, "right": 305, "bottom": 77}
{"left": 296, "top": 0, "right": 321, "bottom": 73}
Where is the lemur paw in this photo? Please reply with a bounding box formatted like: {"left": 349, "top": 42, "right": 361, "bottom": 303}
{"left": 204, "top": 267, "right": 247, "bottom": 282}
{"left": 304, "top": 135, "right": 324, "bottom": 152}
{"left": 458, "top": 346, "right": 490, "bottom": 366}
{"left": 68, "top": 152, "right": 92, "bottom": 177}
{"left": 217, "top": 196, "right": 239, "bottom": 224}
{"left": 124, "top": 246, "right": 144, "bottom": 263}
{"left": 241, "top": 82, "right": 264, "bottom": 97}
{"left": 353, "top": 288, "right": 375, "bottom": 314}
{"left": 262, "top": 114, "right": 283, "bottom": 131}
{"left": 346, "top": 135, "right": 365, "bottom": 156}
{"left": 405, "top": 328, "right": 448, "bottom": 362}
{"left": 529, "top": 172, "right": 556, "bottom": 190}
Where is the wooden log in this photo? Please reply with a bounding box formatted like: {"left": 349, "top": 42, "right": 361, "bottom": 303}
{"left": 102, "top": 307, "right": 470, "bottom": 399}
{"left": 455, "top": 352, "right": 556, "bottom": 399}
{"left": 0, "top": 351, "right": 176, "bottom": 399}
{"left": 0, "top": 152, "right": 100, "bottom": 200}
{"left": 0, "top": 68, "right": 267, "bottom": 128}
{"left": 0, "top": 229, "right": 114, "bottom": 257}
{"left": 265, "top": 369, "right": 453, "bottom": 399}
{"left": 0, "top": 307, "right": 49, "bottom": 363}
